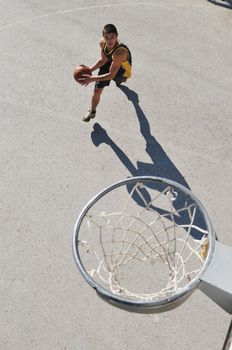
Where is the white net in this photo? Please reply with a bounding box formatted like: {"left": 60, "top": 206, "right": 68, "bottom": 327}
{"left": 77, "top": 180, "right": 209, "bottom": 301}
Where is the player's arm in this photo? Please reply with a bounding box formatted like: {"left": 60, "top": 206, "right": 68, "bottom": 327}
{"left": 80, "top": 49, "right": 127, "bottom": 85}
{"left": 96, "top": 49, "right": 127, "bottom": 81}
{"left": 89, "top": 39, "right": 108, "bottom": 72}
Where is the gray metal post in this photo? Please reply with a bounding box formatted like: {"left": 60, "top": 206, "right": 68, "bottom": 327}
{"left": 199, "top": 241, "right": 232, "bottom": 314}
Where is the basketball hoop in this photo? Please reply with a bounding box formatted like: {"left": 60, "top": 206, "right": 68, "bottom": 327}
{"left": 73, "top": 176, "right": 218, "bottom": 313}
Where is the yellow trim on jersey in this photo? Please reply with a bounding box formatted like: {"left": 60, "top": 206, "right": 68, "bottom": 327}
{"left": 121, "top": 61, "right": 132, "bottom": 78}
{"left": 112, "top": 46, "right": 128, "bottom": 60}
{"left": 103, "top": 41, "right": 120, "bottom": 55}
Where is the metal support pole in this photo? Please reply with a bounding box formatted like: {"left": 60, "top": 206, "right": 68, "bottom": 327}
{"left": 199, "top": 241, "right": 232, "bottom": 314}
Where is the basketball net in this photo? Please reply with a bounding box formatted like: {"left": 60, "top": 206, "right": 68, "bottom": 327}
{"left": 78, "top": 181, "right": 209, "bottom": 301}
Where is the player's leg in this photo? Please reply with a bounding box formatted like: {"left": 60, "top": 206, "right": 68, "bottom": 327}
{"left": 91, "top": 87, "right": 104, "bottom": 113}
{"left": 82, "top": 87, "right": 104, "bottom": 122}
{"left": 114, "top": 67, "right": 127, "bottom": 87}
{"left": 83, "top": 62, "right": 111, "bottom": 122}
{"left": 115, "top": 77, "right": 127, "bottom": 87}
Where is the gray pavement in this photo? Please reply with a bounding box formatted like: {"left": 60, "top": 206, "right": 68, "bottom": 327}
{"left": 1, "top": 0, "right": 232, "bottom": 349}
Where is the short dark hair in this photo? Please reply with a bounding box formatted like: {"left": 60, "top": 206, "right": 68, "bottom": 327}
{"left": 102, "top": 24, "right": 118, "bottom": 35}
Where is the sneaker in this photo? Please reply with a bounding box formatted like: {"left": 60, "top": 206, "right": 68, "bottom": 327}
{"left": 82, "top": 108, "right": 96, "bottom": 122}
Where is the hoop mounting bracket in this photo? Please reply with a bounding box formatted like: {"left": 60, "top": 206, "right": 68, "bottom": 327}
{"left": 199, "top": 241, "right": 232, "bottom": 314}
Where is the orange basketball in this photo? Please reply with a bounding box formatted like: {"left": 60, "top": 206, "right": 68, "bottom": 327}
{"left": 73, "top": 65, "right": 92, "bottom": 82}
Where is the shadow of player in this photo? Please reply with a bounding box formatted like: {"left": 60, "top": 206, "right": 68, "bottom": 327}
{"left": 91, "top": 86, "right": 207, "bottom": 239}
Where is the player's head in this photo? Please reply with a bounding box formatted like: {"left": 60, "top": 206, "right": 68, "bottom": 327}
{"left": 102, "top": 24, "right": 118, "bottom": 48}
{"left": 102, "top": 24, "right": 118, "bottom": 36}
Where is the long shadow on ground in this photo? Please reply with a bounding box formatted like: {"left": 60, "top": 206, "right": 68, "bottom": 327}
{"left": 91, "top": 86, "right": 207, "bottom": 238}
{"left": 207, "top": 0, "right": 232, "bottom": 9}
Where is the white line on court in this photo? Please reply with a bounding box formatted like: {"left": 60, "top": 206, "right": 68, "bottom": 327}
{"left": 0, "top": 1, "right": 210, "bottom": 32}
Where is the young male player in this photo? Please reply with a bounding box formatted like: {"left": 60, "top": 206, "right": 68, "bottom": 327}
{"left": 79, "top": 24, "right": 132, "bottom": 122}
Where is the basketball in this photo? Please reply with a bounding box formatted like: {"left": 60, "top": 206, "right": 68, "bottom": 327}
{"left": 73, "top": 65, "right": 92, "bottom": 82}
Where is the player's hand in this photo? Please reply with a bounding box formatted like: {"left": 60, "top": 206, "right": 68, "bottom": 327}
{"left": 78, "top": 74, "right": 93, "bottom": 86}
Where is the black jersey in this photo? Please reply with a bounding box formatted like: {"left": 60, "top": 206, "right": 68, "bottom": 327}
{"left": 102, "top": 40, "right": 132, "bottom": 78}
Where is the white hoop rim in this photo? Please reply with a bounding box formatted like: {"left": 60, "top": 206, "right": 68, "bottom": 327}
{"left": 72, "top": 176, "right": 216, "bottom": 313}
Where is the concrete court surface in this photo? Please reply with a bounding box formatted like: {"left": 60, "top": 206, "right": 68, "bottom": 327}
{"left": 1, "top": 0, "right": 232, "bottom": 349}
